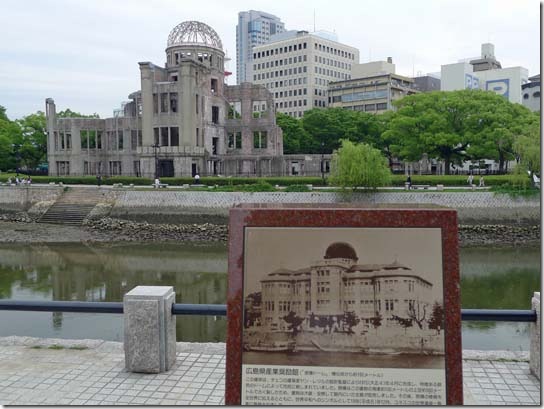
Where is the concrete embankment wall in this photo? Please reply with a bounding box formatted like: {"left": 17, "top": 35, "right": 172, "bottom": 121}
{"left": 0, "top": 186, "right": 539, "bottom": 225}
{"left": 0, "top": 186, "right": 63, "bottom": 214}
{"left": 110, "top": 190, "right": 540, "bottom": 225}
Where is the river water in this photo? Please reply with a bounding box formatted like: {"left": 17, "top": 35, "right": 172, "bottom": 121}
{"left": 0, "top": 243, "right": 539, "bottom": 350}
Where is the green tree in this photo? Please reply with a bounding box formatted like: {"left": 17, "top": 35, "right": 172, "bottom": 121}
{"left": 329, "top": 140, "right": 391, "bottom": 190}
{"left": 385, "top": 90, "right": 534, "bottom": 174}
{"left": 16, "top": 111, "right": 47, "bottom": 169}
{"left": 276, "top": 112, "right": 313, "bottom": 154}
{"left": 57, "top": 108, "right": 100, "bottom": 118}
{"left": 514, "top": 110, "right": 540, "bottom": 179}
{"left": 0, "top": 106, "right": 20, "bottom": 171}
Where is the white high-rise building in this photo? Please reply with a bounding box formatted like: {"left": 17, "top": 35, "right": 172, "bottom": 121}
{"left": 441, "top": 43, "right": 529, "bottom": 104}
{"left": 236, "top": 10, "right": 285, "bottom": 85}
{"left": 252, "top": 30, "right": 359, "bottom": 117}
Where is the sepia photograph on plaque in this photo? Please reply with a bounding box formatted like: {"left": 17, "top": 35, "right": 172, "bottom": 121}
{"left": 241, "top": 227, "right": 447, "bottom": 405}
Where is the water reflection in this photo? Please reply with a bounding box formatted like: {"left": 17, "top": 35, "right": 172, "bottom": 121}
{"left": 0, "top": 243, "right": 540, "bottom": 349}
{"left": 0, "top": 243, "right": 227, "bottom": 342}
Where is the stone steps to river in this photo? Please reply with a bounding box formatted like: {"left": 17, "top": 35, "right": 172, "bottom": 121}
{"left": 38, "top": 187, "right": 105, "bottom": 225}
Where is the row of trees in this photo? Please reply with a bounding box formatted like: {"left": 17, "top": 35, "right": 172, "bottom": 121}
{"left": 278, "top": 90, "right": 540, "bottom": 176}
{"left": 0, "top": 106, "right": 98, "bottom": 172}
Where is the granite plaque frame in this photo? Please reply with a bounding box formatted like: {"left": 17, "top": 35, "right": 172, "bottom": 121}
{"left": 226, "top": 204, "right": 462, "bottom": 405}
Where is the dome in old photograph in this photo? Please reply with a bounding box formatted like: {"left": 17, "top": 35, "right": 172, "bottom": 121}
{"left": 167, "top": 21, "right": 223, "bottom": 50}
{"left": 324, "top": 242, "right": 358, "bottom": 261}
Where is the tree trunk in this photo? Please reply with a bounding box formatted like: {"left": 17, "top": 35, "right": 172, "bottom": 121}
{"left": 498, "top": 151, "right": 505, "bottom": 174}
{"left": 444, "top": 157, "right": 451, "bottom": 175}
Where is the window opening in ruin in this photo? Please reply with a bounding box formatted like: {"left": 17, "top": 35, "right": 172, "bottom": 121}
{"left": 95, "top": 132, "right": 100, "bottom": 149}
{"left": 137, "top": 130, "right": 142, "bottom": 147}
{"left": 60, "top": 131, "right": 65, "bottom": 150}
{"left": 227, "top": 133, "right": 234, "bottom": 149}
{"left": 153, "top": 128, "right": 160, "bottom": 146}
{"left": 117, "top": 131, "right": 123, "bottom": 150}
{"left": 109, "top": 161, "right": 122, "bottom": 175}
{"left": 131, "top": 130, "right": 138, "bottom": 150}
{"left": 80, "top": 130, "right": 88, "bottom": 149}
{"left": 195, "top": 128, "right": 199, "bottom": 146}
{"left": 161, "top": 127, "right": 169, "bottom": 146}
{"left": 212, "top": 137, "right": 218, "bottom": 155}
{"left": 228, "top": 102, "right": 241, "bottom": 119}
{"left": 133, "top": 161, "right": 141, "bottom": 177}
{"left": 170, "top": 93, "right": 178, "bottom": 113}
{"left": 153, "top": 94, "right": 158, "bottom": 114}
{"left": 253, "top": 131, "right": 267, "bottom": 149}
{"left": 170, "top": 127, "right": 179, "bottom": 146}
{"left": 211, "top": 106, "right": 219, "bottom": 124}
{"left": 196, "top": 95, "right": 199, "bottom": 114}
{"left": 160, "top": 93, "right": 168, "bottom": 113}
{"left": 211, "top": 78, "right": 218, "bottom": 93}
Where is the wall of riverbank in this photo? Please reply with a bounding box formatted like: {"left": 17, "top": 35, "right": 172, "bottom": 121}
{"left": 109, "top": 190, "right": 540, "bottom": 225}
{"left": 0, "top": 186, "right": 539, "bottom": 225}
{"left": 0, "top": 186, "right": 63, "bottom": 215}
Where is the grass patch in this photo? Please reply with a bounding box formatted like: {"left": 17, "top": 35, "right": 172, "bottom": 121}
{"left": 47, "top": 344, "right": 64, "bottom": 350}
{"left": 68, "top": 345, "right": 88, "bottom": 350}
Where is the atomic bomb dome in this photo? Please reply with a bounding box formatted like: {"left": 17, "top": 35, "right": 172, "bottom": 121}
{"left": 324, "top": 242, "right": 358, "bottom": 261}
{"left": 167, "top": 21, "right": 223, "bottom": 51}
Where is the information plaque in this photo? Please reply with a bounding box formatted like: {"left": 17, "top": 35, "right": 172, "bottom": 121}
{"left": 226, "top": 204, "right": 462, "bottom": 405}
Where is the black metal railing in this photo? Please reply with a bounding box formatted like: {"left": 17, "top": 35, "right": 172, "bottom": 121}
{"left": 0, "top": 300, "right": 537, "bottom": 322}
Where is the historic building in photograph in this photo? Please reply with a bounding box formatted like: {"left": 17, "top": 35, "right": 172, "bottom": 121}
{"left": 258, "top": 242, "right": 434, "bottom": 331}
{"left": 46, "top": 21, "right": 284, "bottom": 178}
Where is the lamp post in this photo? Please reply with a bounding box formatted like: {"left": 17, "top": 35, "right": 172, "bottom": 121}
{"left": 321, "top": 141, "right": 325, "bottom": 184}
{"left": 151, "top": 143, "right": 160, "bottom": 179}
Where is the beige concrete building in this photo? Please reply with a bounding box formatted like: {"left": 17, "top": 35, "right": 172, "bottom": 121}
{"left": 251, "top": 30, "right": 359, "bottom": 117}
{"left": 328, "top": 59, "right": 419, "bottom": 113}
{"left": 46, "top": 21, "right": 284, "bottom": 178}
{"left": 259, "top": 242, "right": 433, "bottom": 332}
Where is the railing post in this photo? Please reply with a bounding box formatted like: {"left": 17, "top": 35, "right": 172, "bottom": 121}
{"left": 530, "top": 292, "right": 540, "bottom": 380}
{"left": 124, "top": 286, "right": 176, "bottom": 373}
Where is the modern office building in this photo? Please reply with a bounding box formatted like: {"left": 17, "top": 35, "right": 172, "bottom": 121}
{"left": 236, "top": 10, "right": 285, "bottom": 84}
{"left": 327, "top": 59, "right": 418, "bottom": 113}
{"left": 522, "top": 74, "right": 541, "bottom": 112}
{"left": 251, "top": 30, "right": 360, "bottom": 117}
{"left": 441, "top": 43, "right": 529, "bottom": 104}
{"left": 46, "top": 21, "right": 284, "bottom": 178}
{"left": 258, "top": 242, "right": 434, "bottom": 331}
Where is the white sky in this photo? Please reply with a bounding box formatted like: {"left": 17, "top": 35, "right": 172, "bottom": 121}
{"left": 0, "top": 0, "right": 540, "bottom": 119}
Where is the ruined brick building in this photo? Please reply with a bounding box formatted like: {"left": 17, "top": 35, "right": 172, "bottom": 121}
{"left": 45, "top": 21, "right": 304, "bottom": 178}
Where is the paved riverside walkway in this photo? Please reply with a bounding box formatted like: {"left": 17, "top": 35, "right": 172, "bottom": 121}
{"left": 0, "top": 337, "right": 539, "bottom": 406}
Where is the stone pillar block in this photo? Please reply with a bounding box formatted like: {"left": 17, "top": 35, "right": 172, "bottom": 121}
{"left": 530, "top": 291, "right": 540, "bottom": 380}
{"left": 124, "top": 286, "right": 176, "bottom": 373}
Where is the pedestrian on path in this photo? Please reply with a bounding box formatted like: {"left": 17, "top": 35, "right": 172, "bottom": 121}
{"left": 96, "top": 175, "right": 102, "bottom": 187}
{"left": 479, "top": 175, "right": 485, "bottom": 187}
{"left": 467, "top": 174, "right": 474, "bottom": 186}
{"left": 406, "top": 175, "right": 412, "bottom": 190}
